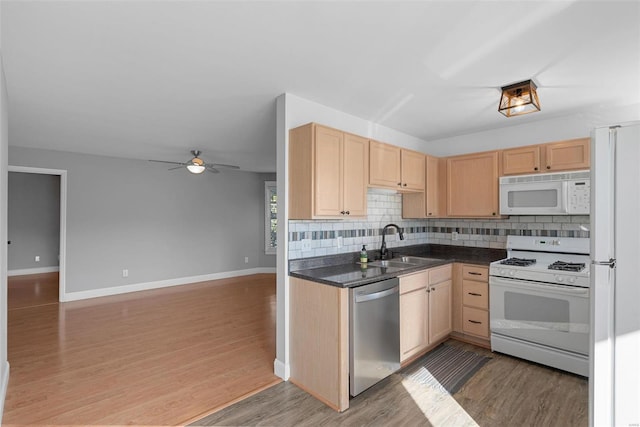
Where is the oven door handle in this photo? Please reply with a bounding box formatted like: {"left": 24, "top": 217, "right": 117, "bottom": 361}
{"left": 490, "top": 277, "right": 589, "bottom": 297}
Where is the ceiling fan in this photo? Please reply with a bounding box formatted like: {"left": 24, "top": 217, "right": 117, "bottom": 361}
{"left": 149, "top": 150, "right": 240, "bottom": 174}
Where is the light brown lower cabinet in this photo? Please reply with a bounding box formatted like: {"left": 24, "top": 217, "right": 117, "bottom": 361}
{"left": 289, "top": 277, "right": 350, "bottom": 412}
{"left": 399, "top": 264, "right": 452, "bottom": 363}
{"left": 451, "top": 263, "right": 491, "bottom": 347}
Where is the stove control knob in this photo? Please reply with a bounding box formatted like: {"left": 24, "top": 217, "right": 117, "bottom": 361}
{"left": 500, "top": 269, "right": 506, "bottom": 275}
{"left": 555, "top": 275, "right": 564, "bottom": 282}
{"left": 509, "top": 270, "right": 515, "bottom": 276}
{"left": 568, "top": 277, "right": 576, "bottom": 284}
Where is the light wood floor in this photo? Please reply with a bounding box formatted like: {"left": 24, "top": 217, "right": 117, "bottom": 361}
{"left": 192, "top": 340, "right": 588, "bottom": 427}
{"left": 3, "top": 272, "right": 279, "bottom": 426}
{"left": 7, "top": 272, "right": 59, "bottom": 309}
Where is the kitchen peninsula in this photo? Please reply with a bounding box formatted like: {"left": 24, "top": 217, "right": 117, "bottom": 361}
{"left": 288, "top": 243, "right": 505, "bottom": 412}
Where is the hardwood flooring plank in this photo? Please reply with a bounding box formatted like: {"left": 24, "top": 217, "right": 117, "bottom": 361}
{"left": 7, "top": 272, "right": 59, "bottom": 310}
{"left": 193, "top": 339, "right": 588, "bottom": 427}
{"left": 4, "top": 273, "right": 278, "bottom": 426}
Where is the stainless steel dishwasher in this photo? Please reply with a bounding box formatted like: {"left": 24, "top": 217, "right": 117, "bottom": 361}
{"left": 349, "top": 277, "right": 400, "bottom": 396}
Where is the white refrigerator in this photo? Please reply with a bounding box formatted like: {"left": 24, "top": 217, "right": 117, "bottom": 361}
{"left": 590, "top": 122, "right": 640, "bottom": 427}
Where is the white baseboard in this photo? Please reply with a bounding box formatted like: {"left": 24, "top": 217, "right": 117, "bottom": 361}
{"left": 274, "top": 358, "right": 290, "bottom": 380}
{"left": 0, "top": 361, "right": 10, "bottom": 423}
{"left": 7, "top": 266, "right": 59, "bottom": 277}
{"left": 61, "top": 267, "right": 276, "bottom": 302}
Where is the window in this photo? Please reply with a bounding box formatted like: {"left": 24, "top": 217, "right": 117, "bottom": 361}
{"left": 265, "top": 181, "right": 277, "bottom": 254}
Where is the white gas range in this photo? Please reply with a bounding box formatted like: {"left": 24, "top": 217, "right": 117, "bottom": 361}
{"left": 489, "top": 236, "right": 590, "bottom": 377}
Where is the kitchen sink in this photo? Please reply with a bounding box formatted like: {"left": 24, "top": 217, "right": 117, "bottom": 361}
{"left": 364, "top": 256, "right": 443, "bottom": 269}
{"left": 392, "top": 255, "right": 443, "bottom": 265}
{"left": 366, "top": 260, "right": 416, "bottom": 268}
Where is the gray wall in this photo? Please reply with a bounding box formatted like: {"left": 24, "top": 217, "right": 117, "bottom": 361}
{"left": 9, "top": 146, "right": 275, "bottom": 294}
{"left": 1, "top": 44, "right": 9, "bottom": 408}
{"left": 8, "top": 172, "right": 60, "bottom": 270}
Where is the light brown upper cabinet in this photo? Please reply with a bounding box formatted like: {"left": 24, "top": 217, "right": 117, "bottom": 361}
{"left": 502, "top": 138, "right": 590, "bottom": 176}
{"left": 544, "top": 138, "right": 590, "bottom": 171}
{"left": 402, "top": 155, "right": 444, "bottom": 218}
{"left": 369, "top": 141, "right": 425, "bottom": 192}
{"left": 400, "top": 149, "right": 426, "bottom": 191}
{"left": 447, "top": 151, "right": 500, "bottom": 217}
{"left": 289, "top": 123, "right": 368, "bottom": 219}
{"left": 502, "top": 145, "right": 541, "bottom": 175}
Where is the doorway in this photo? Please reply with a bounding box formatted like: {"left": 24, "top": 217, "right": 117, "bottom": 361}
{"left": 7, "top": 166, "right": 67, "bottom": 302}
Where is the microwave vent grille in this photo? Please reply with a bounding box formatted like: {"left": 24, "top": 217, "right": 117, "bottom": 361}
{"left": 500, "top": 170, "right": 590, "bottom": 184}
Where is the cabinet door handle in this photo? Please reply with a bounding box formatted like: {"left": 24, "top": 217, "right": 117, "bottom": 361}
{"left": 345, "top": 211, "right": 350, "bottom": 215}
{"left": 468, "top": 292, "right": 482, "bottom": 296}
{"left": 468, "top": 320, "right": 482, "bottom": 324}
{"left": 468, "top": 272, "right": 482, "bottom": 276}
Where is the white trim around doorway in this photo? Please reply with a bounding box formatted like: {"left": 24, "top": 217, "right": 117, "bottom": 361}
{"left": 8, "top": 166, "right": 68, "bottom": 302}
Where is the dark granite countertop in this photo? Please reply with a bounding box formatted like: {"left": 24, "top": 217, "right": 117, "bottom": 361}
{"left": 289, "top": 244, "right": 506, "bottom": 288}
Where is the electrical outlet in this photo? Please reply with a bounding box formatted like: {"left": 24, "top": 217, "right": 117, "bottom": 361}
{"left": 244, "top": 256, "right": 249, "bottom": 263}
{"left": 35, "top": 255, "right": 40, "bottom": 262}
{"left": 301, "top": 239, "right": 312, "bottom": 251}
{"left": 451, "top": 231, "right": 459, "bottom": 241}
{"left": 122, "top": 269, "right": 129, "bottom": 278}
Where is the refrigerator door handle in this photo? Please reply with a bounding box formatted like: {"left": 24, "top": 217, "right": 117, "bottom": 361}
{"left": 591, "top": 258, "right": 616, "bottom": 268}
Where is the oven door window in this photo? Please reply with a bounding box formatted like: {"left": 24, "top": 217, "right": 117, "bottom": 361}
{"left": 505, "top": 292, "right": 570, "bottom": 328}
{"left": 490, "top": 280, "right": 589, "bottom": 355}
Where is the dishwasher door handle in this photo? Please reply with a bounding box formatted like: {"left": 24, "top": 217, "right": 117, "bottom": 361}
{"left": 354, "top": 286, "right": 399, "bottom": 303}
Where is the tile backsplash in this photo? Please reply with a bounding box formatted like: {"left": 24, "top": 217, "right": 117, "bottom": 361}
{"left": 288, "top": 190, "right": 590, "bottom": 259}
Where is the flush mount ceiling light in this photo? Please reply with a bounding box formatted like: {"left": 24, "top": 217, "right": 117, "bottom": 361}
{"left": 498, "top": 79, "right": 541, "bottom": 117}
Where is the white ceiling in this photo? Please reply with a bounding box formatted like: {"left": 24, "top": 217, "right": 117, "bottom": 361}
{"left": 2, "top": 1, "right": 639, "bottom": 172}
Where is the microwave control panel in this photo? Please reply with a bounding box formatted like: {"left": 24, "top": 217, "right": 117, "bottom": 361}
{"left": 567, "top": 179, "right": 590, "bottom": 214}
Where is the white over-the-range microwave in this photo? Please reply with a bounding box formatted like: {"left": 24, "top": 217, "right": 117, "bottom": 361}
{"left": 499, "top": 170, "right": 590, "bottom": 215}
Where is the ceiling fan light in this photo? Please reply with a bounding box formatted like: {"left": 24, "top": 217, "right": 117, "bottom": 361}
{"left": 187, "top": 163, "right": 206, "bottom": 174}
{"left": 498, "top": 79, "right": 541, "bottom": 117}
{"left": 186, "top": 156, "right": 206, "bottom": 174}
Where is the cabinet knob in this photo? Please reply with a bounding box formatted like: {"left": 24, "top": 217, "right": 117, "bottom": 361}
{"left": 345, "top": 211, "right": 350, "bottom": 215}
{"left": 547, "top": 165, "right": 551, "bottom": 169}
{"left": 397, "top": 182, "right": 402, "bottom": 186}
{"left": 428, "top": 212, "right": 432, "bottom": 216}
{"left": 431, "top": 287, "right": 435, "bottom": 292}
{"left": 492, "top": 212, "right": 496, "bottom": 216}
{"left": 340, "top": 211, "right": 345, "bottom": 215}
{"left": 403, "top": 183, "right": 407, "bottom": 187}
{"left": 534, "top": 167, "right": 538, "bottom": 171}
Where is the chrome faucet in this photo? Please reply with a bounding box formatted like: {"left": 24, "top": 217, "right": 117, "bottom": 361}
{"left": 380, "top": 224, "right": 405, "bottom": 260}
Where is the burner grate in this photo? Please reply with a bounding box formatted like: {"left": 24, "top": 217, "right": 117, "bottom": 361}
{"left": 500, "top": 257, "right": 537, "bottom": 267}
{"left": 548, "top": 261, "right": 586, "bottom": 272}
